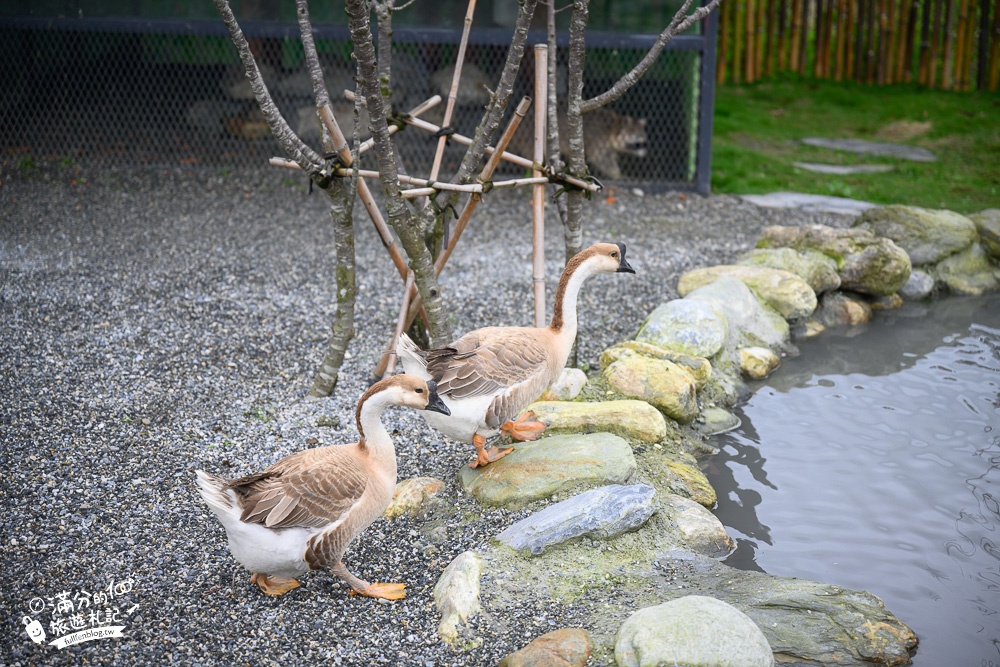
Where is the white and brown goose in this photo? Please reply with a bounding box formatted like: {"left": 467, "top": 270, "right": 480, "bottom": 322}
{"left": 397, "top": 242, "right": 635, "bottom": 468}
{"left": 194, "top": 375, "right": 449, "bottom": 599}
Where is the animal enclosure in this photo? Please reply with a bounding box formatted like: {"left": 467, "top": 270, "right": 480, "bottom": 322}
{"left": 0, "top": 9, "right": 718, "bottom": 192}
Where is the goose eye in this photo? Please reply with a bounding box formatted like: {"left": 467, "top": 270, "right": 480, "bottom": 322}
{"left": 415, "top": 387, "right": 424, "bottom": 394}
{"left": 611, "top": 252, "right": 619, "bottom": 258}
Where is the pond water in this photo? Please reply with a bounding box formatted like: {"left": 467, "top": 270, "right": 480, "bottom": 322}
{"left": 707, "top": 295, "right": 1000, "bottom": 667}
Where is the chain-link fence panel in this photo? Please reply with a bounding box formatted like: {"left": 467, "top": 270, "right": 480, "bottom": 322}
{"left": 1, "top": 15, "right": 716, "bottom": 191}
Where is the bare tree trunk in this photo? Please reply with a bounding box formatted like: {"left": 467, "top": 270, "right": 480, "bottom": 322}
{"left": 310, "top": 183, "right": 357, "bottom": 397}
{"left": 295, "top": 0, "right": 358, "bottom": 398}
{"left": 562, "top": 0, "right": 590, "bottom": 263}
{"left": 546, "top": 0, "right": 573, "bottom": 265}
{"left": 343, "top": 0, "right": 454, "bottom": 345}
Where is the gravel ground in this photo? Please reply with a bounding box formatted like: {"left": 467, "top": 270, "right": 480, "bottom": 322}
{"left": 1, "top": 165, "right": 852, "bottom": 666}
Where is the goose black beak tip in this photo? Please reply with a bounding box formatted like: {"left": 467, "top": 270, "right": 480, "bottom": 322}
{"left": 615, "top": 242, "right": 636, "bottom": 274}
{"left": 424, "top": 381, "right": 451, "bottom": 416}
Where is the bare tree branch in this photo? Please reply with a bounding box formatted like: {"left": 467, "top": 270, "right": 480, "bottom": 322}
{"left": 443, "top": 0, "right": 539, "bottom": 191}
{"left": 212, "top": 0, "right": 326, "bottom": 175}
{"left": 294, "top": 0, "right": 358, "bottom": 399}
{"left": 344, "top": 0, "right": 454, "bottom": 345}
{"left": 581, "top": 0, "right": 723, "bottom": 113}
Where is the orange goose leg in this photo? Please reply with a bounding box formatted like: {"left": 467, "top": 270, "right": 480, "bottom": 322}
{"left": 251, "top": 572, "right": 300, "bottom": 596}
{"left": 334, "top": 563, "right": 406, "bottom": 601}
{"left": 499, "top": 410, "right": 546, "bottom": 442}
{"left": 469, "top": 434, "right": 514, "bottom": 468}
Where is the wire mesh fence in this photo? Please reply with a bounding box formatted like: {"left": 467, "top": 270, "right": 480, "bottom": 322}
{"left": 1, "top": 14, "right": 716, "bottom": 191}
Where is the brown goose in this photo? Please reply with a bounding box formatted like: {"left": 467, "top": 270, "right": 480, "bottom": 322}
{"left": 194, "top": 375, "right": 449, "bottom": 599}
{"left": 397, "top": 242, "right": 635, "bottom": 468}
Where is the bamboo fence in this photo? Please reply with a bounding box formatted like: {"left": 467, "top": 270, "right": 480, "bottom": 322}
{"left": 716, "top": 0, "right": 999, "bottom": 91}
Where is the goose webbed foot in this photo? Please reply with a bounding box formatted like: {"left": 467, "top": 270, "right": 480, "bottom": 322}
{"left": 468, "top": 433, "right": 514, "bottom": 468}
{"left": 499, "top": 410, "right": 546, "bottom": 442}
{"left": 251, "top": 572, "right": 301, "bottom": 596}
{"left": 334, "top": 563, "right": 406, "bottom": 601}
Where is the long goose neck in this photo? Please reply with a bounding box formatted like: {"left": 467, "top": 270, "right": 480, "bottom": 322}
{"left": 355, "top": 390, "right": 396, "bottom": 468}
{"left": 549, "top": 255, "right": 595, "bottom": 346}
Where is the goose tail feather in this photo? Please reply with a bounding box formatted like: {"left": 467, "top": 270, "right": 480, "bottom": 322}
{"left": 195, "top": 469, "right": 234, "bottom": 516}
{"left": 396, "top": 333, "right": 431, "bottom": 378}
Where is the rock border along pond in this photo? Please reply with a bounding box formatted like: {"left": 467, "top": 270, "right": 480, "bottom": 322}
{"left": 394, "top": 204, "right": 1000, "bottom": 666}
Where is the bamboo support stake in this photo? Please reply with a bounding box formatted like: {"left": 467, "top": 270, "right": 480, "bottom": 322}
{"left": 373, "top": 96, "right": 535, "bottom": 382}
{"left": 429, "top": 0, "right": 477, "bottom": 181}
{"left": 342, "top": 90, "right": 599, "bottom": 194}
{"left": 532, "top": 45, "right": 547, "bottom": 328}
{"left": 376, "top": 271, "right": 415, "bottom": 378}
{"left": 354, "top": 94, "right": 442, "bottom": 156}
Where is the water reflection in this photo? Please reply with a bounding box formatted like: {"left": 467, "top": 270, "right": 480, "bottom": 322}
{"left": 707, "top": 295, "right": 1000, "bottom": 667}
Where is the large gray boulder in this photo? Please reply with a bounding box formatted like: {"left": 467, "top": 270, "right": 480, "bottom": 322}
{"left": 525, "top": 400, "right": 667, "bottom": 444}
{"left": 739, "top": 247, "right": 842, "bottom": 295}
{"left": 498, "top": 628, "right": 592, "bottom": 667}
{"left": 932, "top": 242, "right": 1000, "bottom": 295}
{"left": 603, "top": 356, "right": 699, "bottom": 423}
{"left": 496, "top": 484, "right": 656, "bottom": 555}
{"left": 636, "top": 299, "right": 728, "bottom": 358}
{"left": 677, "top": 265, "right": 818, "bottom": 321}
{"left": 601, "top": 341, "right": 712, "bottom": 389}
{"left": 813, "top": 291, "right": 873, "bottom": 328}
{"left": 854, "top": 205, "right": 978, "bottom": 265}
{"left": 459, "top": 433, "right": 636, "bottom": 509}
{"left": 757, "top": 224, "right": 911, "bottom": 296}
{"left": 684, "top": 276, "right": 790, "bottom": 352}
{"left": 969, "top": 208, "right": 1000, "bottom": 259}
{"left": 434, "top": 551, "right": 484, "bottom": 648}
{"left": 615, "top": 595, "right": 774, "bottom": 667}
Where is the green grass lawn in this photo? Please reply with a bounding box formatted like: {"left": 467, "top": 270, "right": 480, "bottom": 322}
{"left": 710, "top": 79, "right": 1000, "bottom": 214}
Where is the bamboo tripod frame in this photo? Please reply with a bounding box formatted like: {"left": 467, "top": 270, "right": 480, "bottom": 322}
{"left": 269, "top": 40, "right": 599, "bottom": 379}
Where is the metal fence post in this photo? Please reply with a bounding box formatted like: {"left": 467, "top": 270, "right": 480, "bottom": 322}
{"left": 695, "top": 0, "right": 719, "bottom": 196}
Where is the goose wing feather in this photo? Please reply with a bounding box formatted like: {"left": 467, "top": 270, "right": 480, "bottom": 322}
{"left": 427, "top": 329, "right": 552, "bottom": 400}
{"left": 227, "top": 448, "right": 369, "bottom": 529}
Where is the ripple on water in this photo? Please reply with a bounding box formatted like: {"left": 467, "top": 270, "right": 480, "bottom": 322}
{"left": 708, "top": 295, "right": 1000, "bottom": 667}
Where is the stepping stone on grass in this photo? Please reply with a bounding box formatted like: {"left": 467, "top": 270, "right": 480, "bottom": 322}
{"left": 741, "top": 192, "right": 876, "bottom": 215}
{"left": 801, "top": 137, "right": 937, "bottom": 162}
{"left": 793, "top": 162, "right": 895, "bottom": 175}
